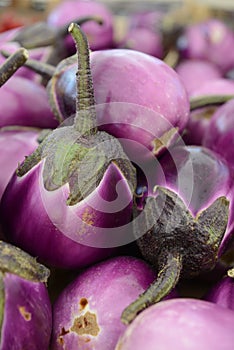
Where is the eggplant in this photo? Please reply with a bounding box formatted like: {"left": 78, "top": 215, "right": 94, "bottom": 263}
{"left": 121, "top": 145, "right": 234, "bottom": 324}
{"left": 204, "top": 275, "right": 234, "bottom": 310}
{"left": 51, "top": 256, "right": 158, "bottom": 350}
{"left": 20, "top": 46, "right": 190, "bottom": 161}
{"left": 175, "top": 59, "right": 222, "bottom": 95}
{"left": 202, "top": 98, "right": 234, "bottom": 170}
{"left": 46, "top": 0, "right": 114, "bottom": 53}
{"left": 116, "top": 27, "right": 163, "bottom": 58}
{"left": 0, "top": 127, "right": 39, "bottom": 201}
{"left": 0, "top": 240, "right": 51, "bottom": 350}
{"left": 0, "top": 23, "right": 136, "bottom": 269}
{"left": 184, "top": 78, "right": 234, "bottom": 145}
{"left": 116, "top": 298, "right": 234, "bottom": 350}
{"left": 177, "top": 18, "right": 234, "bottom": 73}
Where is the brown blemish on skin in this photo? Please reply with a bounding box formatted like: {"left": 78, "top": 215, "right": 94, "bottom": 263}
{"left": 79, "top": 297, "right": 88, "bottom": 310}
{"left": 58, "top": 327, "right": 70, "bottom": 346}
{"left": 71, "top": 311, "right": 100, "bottom": 336}
{"left": 82, "top": 208, "right": 94, "bottom": 226}
{"left": 18, "top": 306, "right": 31, "bottom": 321}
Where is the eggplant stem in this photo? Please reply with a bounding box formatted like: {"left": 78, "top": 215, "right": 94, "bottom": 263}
{"left": 0, "top": 48, "right": 28, "bottom": 87}
{"left": 0, "top": 50, "right": 56, "bottom": 79}
{"left": 121, "top": 250, "right": 182, "bottom": 325}
{"left": 57, "top": 15, "right": 103, "bottom": 39}
{"left": 190, "top": 94, "right": 234, "bottom": 110}
{"left": 68, "top": 22, "right": 97, "bottom": 136}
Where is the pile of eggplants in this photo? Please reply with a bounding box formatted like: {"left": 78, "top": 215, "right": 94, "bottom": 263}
{"left": 0, "top": 0, "right": 234, "bottom": 349}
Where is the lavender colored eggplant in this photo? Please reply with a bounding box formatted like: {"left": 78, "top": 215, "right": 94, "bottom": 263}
{"left": 204, "top": 275, "right": 234, "bottom": 310}
{"left": 46, "top": 0, "right": 114, "bottom": 52}
{"left": 175, "top": 59, "right": 222, "bottom": 95}
{"left": 0, "top": 75, "right": 58, "bottom": 128}
{"left": 51, "top": 256, "right": 158, "bottom": 350}
{"left": 184, "top": 78, "right": 234, "bottom": 145}
{"left": 0, "top": 240, "right": 52, "bottom": 350}
{"left": 202, "top": 98, "right": 234, "bottom": 169}
{"left": 116, "top": 27, "right": 163, "bottom": 58}
{"left": 177, "top": 18, "right": 234, "bottom": 73}
{"left": 0, "top": 23, "right": 136, "bottom": 269}
{"left": 0, "top": 128, "right": 39, "bottom": 201}
{"left": 25, "top": 46, "right": 189, "bottom": 160}
{"left": 116, "top": 298, "right": 234, "bottom": 350}
{"left": 121, "top": 145, "right": 234, "bottom": 324}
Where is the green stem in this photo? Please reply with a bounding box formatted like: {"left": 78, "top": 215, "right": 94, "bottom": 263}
{"left": 0, "top": 48, "right": 28, "bottom": 87}
{"left": 190, "top": 94, "right": 234, "bottom": 110}
{"left": 57, "top": 15, "right": 103, "bottom": 39}
{"left": 0, "top": 50, "right": 55, "bottom": 79}
{"left": 68, "top": 22, "right": 97, "bottom": 136}
{"left": 121, "top": 250, "right": 183, "bottom": 325}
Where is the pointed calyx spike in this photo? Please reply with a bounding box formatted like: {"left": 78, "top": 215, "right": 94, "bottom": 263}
{"left": 121, "top": 187, "right": 230, "bottom": 324}
{"left": 68, "top": 22, "right": 97, "bottom": 136}
{"left": 0, "top": 48, "right": 28, "bottom": 87}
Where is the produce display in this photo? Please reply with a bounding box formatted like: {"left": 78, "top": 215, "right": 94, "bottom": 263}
{"left": 0, "top": 0, "right": 234, "bottom": 349}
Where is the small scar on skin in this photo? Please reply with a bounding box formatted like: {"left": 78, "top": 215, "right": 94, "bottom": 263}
{"left": 58, "top": 327, "right": 70, "bottom": 345}
{"left": 79, "top": 297, "right": 88, "bottom": 310}
{"left": 18, "top": 306, "right": 31, "bottom": 321}
{"left": 71, "top": 311, "right": 100, "bottom": 336}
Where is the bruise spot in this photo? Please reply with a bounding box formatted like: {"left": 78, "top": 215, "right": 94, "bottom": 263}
{"left": 58, "top": 327, "right": 70, "bottom": 346}
{"left": 18, "top": 306, "right": 31, "bottom": 321}
{"left": 71, "top": 311, "right": 100, "bottom": 336}
{"left": 79, "top": 297, "right": 88, "bottom": 310}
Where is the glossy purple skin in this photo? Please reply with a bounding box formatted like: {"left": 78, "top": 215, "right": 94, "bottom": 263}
{"left": 184, "top": 78, "right": 234, "bottom": 145}
{"left": 115, "top": 298, "right": 234, "bottom": 350}
{"left": 0, "top": 160, "right": 134, "bottom": 269}
{"left": 46, "top": 0, "right": 114, "bottom": 52}
{"left": 117, "top": 27, "right": 163, "bottom": 58}
{"left": 51, "top": 256, "right": 159, "bottom": 350}
{"left": 50, "top": 49, "right": 189, "bottom": 157}
{"left": 0, "top": 76, "right": 58, "bottom": 128}
{"left": 205, "top": 276, "right": 234, "bottom": 310}
{"left": 203, "top": 98, "right": 234, "bottom": 169}
{"left": 175, "top": 59, "right": 222, "bottom": 95}
{"left": 178, "top": 18, "right": 234, "bottom": 73}
{"left": 0, "top": 129, "right": 38, "bottom": 200}
{"left": 128, "top": 10, "right": 163, "bottom": 32}
{"left": 0, "top": 272, "right": 52, "bottom": 350}
{"left": 0, "top": 41, "right": 52, "bottom": 83}
{"left": 149, "top": 145, "right": 234, "bottom": 256}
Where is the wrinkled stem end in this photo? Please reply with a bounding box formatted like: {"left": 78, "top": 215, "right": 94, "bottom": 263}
{"left": 121, "top": 251, "right": 183, "bottom": 325}
{"left": 0, "top": 48, "right": 28, "bottom": 87}
{"left": 68, "top": 22, "right": 97, "bottom": 136}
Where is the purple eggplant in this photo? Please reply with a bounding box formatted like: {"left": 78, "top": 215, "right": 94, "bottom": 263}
{"left": 0, "top": 23, "right": 136, "bottom": 269}
{"left": 23, "top": 47, "right": 190, "bottom": 161}
{"left": 116, "top": 27, "right": 163, "bottom": 58}
{"left": 46, "top": 0, "right": 114, "bottom": 53}
{"left": 116, "top": 298, "right": 234, "bottom": 350}
{"left": 204, "top": 275, "right": 234, "bottom": 310}
{"left": 51, "top": 256, "right": 157, "bottom": 350}
{"left": 0, "top": 74, "right": 58, "bottom": 128}
{"left": 0, "top": 127, "right": 40, "bottom": 201}
{"left": 177, "top": 18, "right": 234, "bottom": 73}
{"left": 0, "top": 240, "right": 52, "bottom": 350}
{"left": 128, "top": 10, "right": 163, "bottom": 32}
{"left": 121, "top": 145, "right": 234, "bottom": 324}
{"left": 184, "top": 78, "right": 234, "bottom": 145}
{"left": 175, "top": 59, "right": 222, "bottom": 95}
{"left": 202, "top": 98, "right": 234, "bottom": 169}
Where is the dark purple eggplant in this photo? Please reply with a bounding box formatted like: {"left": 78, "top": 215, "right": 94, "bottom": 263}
{"left": 0, "top": 23, "right": 136, "bottom": 269}
{"left": 121, "top": 145, "right": 234, "bottom": 324}
{"left": 0, "top": 240, "right": 52, "bottom": 350}
{"left": 204, "top": 275, "right": 234, "bottom": 310}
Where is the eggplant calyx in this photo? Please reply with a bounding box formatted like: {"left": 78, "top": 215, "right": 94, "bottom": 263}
{"left": 190, "top": 94, "right": 234, "bottom": 110}
{"left": 122, "top": 188, "right": 229, "bottom": 323}
{"left": 121, "top": 250, "right": 182, "bottom": 325}
{"left": 0, "top": 241, "right": 50, "bottom": 283}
